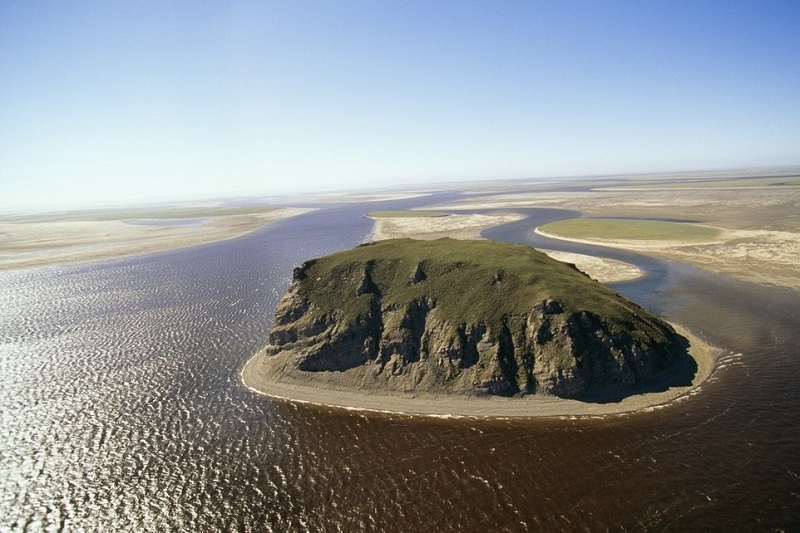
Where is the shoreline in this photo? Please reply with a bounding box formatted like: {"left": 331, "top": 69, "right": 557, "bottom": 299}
{"left": 241, "top": 324, "right": 722, "bottom": 419}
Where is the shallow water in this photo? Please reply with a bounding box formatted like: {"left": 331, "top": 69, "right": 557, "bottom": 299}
{"left": 1, "top": 197, "right": 799, "bottom": 531}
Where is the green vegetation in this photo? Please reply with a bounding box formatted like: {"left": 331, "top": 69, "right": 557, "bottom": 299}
{"left": 540, "top": 218, "right": 721, "bottom": 242}
{"left": 294, "top": 238, "right": 670, "bottom": 345}
{"left": 367, "top": 210, "right": 448, "bottom": 218}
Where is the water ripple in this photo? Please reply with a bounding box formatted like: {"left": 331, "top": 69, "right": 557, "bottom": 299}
{"left": 1, "top": 202, "right": 799, "bottom": 531}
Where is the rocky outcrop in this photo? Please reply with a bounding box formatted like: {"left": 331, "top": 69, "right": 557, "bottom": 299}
{"left": 260, "top": 239, "right": 687, "bottom": 399}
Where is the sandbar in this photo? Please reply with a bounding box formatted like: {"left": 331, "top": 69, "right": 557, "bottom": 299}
{"left": 242, "top": 324, "right": 721, "bottom": 419}
{"left": 0, "top": 207, "right": 312, "bottom": 270}
{"left": 370, "top": 212, "right": 526, "bottom": 241}
{"left": 536, "top": 249, "right": 643, "bottom": 283}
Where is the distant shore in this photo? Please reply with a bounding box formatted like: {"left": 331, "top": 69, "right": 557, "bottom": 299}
{"left": 434, "top": 177, "right": 799, "bottom": 291}
{"left": 242, "top": 324, "right": 721, "bottom": 419}
{"left": 0, "top": 207, "right": 312, "bottom": 270}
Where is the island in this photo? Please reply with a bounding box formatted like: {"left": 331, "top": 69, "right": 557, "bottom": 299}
{"left": 243, "top": 238, "right": 718, "bottom": 417}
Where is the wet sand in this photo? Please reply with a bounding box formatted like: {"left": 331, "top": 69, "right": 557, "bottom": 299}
{"left": 242, "top": 324, "right": 721, "bottom": 418}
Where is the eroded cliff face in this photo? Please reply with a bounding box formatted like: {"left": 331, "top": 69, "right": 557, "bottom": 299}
{"left": 263, "top": 253, "right": 685, "bottom": 399}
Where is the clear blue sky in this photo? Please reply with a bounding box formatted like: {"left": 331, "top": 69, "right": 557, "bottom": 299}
{"left": 2, "top": 1, "right": 799, "bottom": 211}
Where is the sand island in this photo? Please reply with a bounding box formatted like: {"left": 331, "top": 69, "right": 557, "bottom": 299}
{"left": 243, "top": 238, "right": 718, "bottom": 417}
{"left": 0, "top": 205, "right": 313, "bottom": 270}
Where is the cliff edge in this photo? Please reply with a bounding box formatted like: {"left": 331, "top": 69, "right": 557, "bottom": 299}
{"left": 252, "top": 238, "right": 691, "bottom": 399}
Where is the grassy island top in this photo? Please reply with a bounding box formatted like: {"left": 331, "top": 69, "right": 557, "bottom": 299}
{"left": 294, "top": 238, "right": 669, "bottom": 343}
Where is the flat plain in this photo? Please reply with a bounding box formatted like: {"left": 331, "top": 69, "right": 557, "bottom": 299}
{"left": 0, "top": 205, "right": 312, "bottom": 270}
{"left": 434, "top": 170, "right": 800, "bottom": 290}
{"left": 5, "top": 170, "right": 797, "bottom": 291}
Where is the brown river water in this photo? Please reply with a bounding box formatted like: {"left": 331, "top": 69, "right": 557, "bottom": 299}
{"left": 1, "top": 193, "right": 798, "bottom": 531}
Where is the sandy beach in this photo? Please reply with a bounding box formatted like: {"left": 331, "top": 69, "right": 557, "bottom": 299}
{"left": 0, "top": 207, "right": 312, "bottom": 270}
{"left": 242, "top": 324, "right": 721, "bottom": 419}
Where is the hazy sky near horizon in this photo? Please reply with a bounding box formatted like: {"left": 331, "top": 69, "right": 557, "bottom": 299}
{"left": 2, "top": 1, "right": 799, "bottom": 211}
